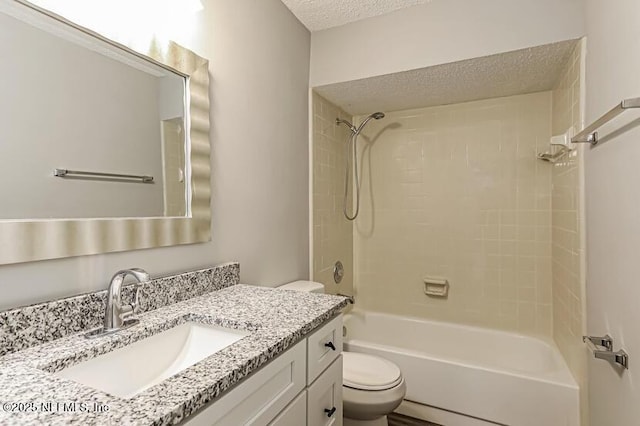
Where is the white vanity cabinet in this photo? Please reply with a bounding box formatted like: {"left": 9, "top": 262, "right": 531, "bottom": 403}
{"left": 306, "top": 355, "right": 343, "bottom": 426}
{"left": 269, "top": 391, "right": 307, "bottom": 426}
{"left": 306, "top": 315, "right": 343, "bottom": 426}
{"left": 184, "top": 315, "right": 343, "bottom": 426}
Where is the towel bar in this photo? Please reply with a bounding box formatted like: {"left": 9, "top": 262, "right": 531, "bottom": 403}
{"left": 572, "top": 97, "right": 640, "bottom": 145}
{"left": 54, "top": 168, "right": 154, "bottom": 183}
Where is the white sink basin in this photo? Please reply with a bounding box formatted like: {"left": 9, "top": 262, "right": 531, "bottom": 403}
{"left": 55, "top": 322, "right": 249, "bottom": 398}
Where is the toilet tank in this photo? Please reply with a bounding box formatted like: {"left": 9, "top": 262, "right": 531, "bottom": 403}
{"left": 278, "top": 280, "right": 325, "bottom": 294}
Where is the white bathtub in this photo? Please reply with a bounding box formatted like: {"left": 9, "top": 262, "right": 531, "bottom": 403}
{"left": 343, "top": 311, "right": 579, "bottom": 426}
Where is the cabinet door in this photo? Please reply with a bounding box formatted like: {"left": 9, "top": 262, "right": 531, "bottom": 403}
{"left": 307, "top": 315, "right": 343, "bottom": 384}
{"left": 184, "top": 340, "right": 306, "bottom": 426}
{"left": 269, "top": 391, "right": 307, "bottom": 426}
{"left": 307, "top": 356, "right": 343, "bottom": 426}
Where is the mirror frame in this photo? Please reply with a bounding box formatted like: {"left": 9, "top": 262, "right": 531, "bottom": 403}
{"left": 0, "top": 1, "right": 211, "bottom": 265}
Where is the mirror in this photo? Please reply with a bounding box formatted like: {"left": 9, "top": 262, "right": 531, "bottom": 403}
{"left": 1, "top": 2, "right": 188, "bottom": 219}
{"left": 0, "top": 0, "right": 211, "bottom": 264}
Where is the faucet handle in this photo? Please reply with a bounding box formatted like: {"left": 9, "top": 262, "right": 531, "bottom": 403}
{"left": 127, "top": 268, "right": 150, "bottom": 283}
{"left": 130, "top": 282, "right": 143, "bottom": 315}
{"left": 126, "top": 268, "right": 148, "bottom": 315}
{"left": 120, "top": 282, "right": 143, "bottom": 321}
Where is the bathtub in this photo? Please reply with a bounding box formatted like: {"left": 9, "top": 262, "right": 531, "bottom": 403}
{"left": 343, "top": 311, "right": 579, "bottom": 426}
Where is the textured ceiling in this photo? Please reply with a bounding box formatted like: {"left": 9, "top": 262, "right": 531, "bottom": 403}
{"left": 314, "top": 40, "right": 579, "bottom": 116}
{"left": 280, "top": 0, "right": 431, "bottom": 31}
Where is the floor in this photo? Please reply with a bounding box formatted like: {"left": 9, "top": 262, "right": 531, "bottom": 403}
{"left": 388, "top": 413, "right": 442, "bottom": 426}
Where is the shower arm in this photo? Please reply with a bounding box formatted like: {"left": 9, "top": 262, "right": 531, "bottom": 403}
{"left": 336, "top": 115, "right": 380, "bottom": 137}
{"left": 336, "top": 118, "right": 357, "bottom": 134}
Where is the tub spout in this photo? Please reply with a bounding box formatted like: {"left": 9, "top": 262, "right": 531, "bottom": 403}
{"left": 337, "top": 293, "right": 355, "bottom": 304}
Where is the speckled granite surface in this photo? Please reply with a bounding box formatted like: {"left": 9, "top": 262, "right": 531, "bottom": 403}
{"left": 0, "top": 284, "right": 347, "bottom": 425}
{"left": 0, "top": 263, "right": 240, "bottom": 356}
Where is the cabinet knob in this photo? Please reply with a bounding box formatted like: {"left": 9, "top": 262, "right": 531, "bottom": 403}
{"left": 324, "top": 407, "right": 337, "bottom": 417}
{"left": 324, "top": 341, "right": 336, "bottom": 351}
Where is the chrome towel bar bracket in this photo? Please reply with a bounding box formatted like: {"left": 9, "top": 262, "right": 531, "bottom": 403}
{"left": 572, "top": 97, "right": 640, "bottom": 145}
{"left": 584, "top": 335, "right": 629, "bottom": 369}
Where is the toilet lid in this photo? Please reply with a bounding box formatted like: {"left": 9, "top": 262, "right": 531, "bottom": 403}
{"left": 343, "top": 352, "right": 402, "bottom": 391}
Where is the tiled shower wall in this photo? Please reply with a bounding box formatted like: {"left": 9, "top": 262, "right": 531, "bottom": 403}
{"left": 352, "top": 92, "right": 554, "bottom": 336}
{"left": 550, "top": 39, "right": 587, "bottom": 423}
{"left": 311, "top": 93, "right": 354, "bottom": 296}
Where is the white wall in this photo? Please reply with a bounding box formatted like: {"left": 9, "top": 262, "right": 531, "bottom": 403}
{"left": 584, "top": 1, "right": 640, "bottom": 424}
{"left": 310, "top": 0, "right": 585, "bottom": 87}
{"left": 0, "top": 0, "right": 311, "bottom": 310}
{"left": 158, "top": 76, "right": 185, "bottom": 121}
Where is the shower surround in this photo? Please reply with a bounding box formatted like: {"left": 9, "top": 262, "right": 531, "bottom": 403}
{"left": 353, "top": 92, "right": 553, "bottom": 337}
{"left": 310, "top": 42, "right": 588, "bottom": 422}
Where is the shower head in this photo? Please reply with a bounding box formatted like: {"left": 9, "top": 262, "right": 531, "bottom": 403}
{"left": 334, "top": 111, "right": 386, "bottom": 221}
{"left": 350, "top": 112, "right": 385, "bottom": 136}
{"left": 354, "top": 112, "right": 385, "bottom": 135}
{"left": 336, "top": 112, "right": 386, "bottom": 136}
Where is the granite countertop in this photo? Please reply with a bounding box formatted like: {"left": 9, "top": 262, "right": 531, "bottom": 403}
{"left": 0, "top": 284, "right": 347, "bottom": 425}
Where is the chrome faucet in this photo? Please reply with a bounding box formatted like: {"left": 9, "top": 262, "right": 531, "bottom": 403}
{"left": 86, "top": 268, "right": 150, "bottom": 338}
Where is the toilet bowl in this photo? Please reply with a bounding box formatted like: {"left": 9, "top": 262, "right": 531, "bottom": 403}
{"left": 278, "top": 281, "right": 407, "bottom": 425}
{"left": 342, "top": 351, "right": 406, "bottom": 426}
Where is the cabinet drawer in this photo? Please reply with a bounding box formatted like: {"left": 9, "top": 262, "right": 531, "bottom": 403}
{"left": 268, "top": 391, "right": 306, "bottom": 426}
{"left": 307, "top": 356, "right": 343, "bottom": 426}
{"left": 184, "top": 340, "right": 306, "bottom": 426}
{"left": 307, "top": 314, "right": 343, "bottom": 384}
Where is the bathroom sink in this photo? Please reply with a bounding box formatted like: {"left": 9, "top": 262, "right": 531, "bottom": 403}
{"left": 55, "top": 322, "right": 249, "bottom": 398}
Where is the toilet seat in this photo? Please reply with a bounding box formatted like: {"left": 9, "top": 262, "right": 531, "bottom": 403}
{"left": 343, "top": 352, "right": 402, "bottom": 391}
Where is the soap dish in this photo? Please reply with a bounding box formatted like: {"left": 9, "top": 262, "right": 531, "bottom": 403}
{"left": 423, "top": 277, "right": 449, "bottom": 298}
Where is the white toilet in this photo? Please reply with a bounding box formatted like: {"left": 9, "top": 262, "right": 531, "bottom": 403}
{"left": 278, "top": 281, "right": 406, "bottom": 426}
